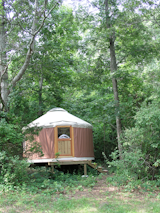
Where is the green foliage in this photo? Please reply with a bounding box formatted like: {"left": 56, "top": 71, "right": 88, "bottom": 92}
{"left": 0, "top": 110, "right": 43, "bottom": 158}
{"left": 1, "top": 171, "right": 160, "bottom": 213}
{"left": 0, "top": 151, "right": 30, "bottom": 188}
{"left": 2, "top": 1, "right": 160, "bottom": 194}
{"left": 106, "top": 149, "right": 146, "bottom": 183}
{"left": 0, "top": 163, "right": 98, "bottom": 194}
{"left": 0, "top": 118, "right": 23, "bottom": 156}
{"left": 62, "top": 88, "right": 118, "bottom": 160}
{"left": 7, "top": 5, "right": 80, "bottom": 120}
{"left": 105, "top": 102, "right": 160, "bottom": 189}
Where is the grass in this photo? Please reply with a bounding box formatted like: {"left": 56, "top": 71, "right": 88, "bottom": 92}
{"left": 1, "top": 190, "right": 160, "bottom": 213}
{"left": 1, "top": 166, "right": 160, "bottom": 213}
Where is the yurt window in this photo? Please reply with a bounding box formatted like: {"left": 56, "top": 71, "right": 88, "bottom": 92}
{"left": 58, "top": 127, "right": 70, "bottom": 139}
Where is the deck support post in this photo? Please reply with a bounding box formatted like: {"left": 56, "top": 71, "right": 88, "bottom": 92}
{"left": 51, "top": 165, "right": 54, "bottom": 173}
{"left": 84, "top": 163, "right": 87, "bottom": 175}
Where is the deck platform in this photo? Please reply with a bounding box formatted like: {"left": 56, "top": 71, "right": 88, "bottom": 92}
{"left": 28, "top": 157, "right": 108, "bottom": 175}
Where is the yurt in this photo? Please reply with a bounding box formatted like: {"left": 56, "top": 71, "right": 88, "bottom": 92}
{"left": 24, "top": 108, "right": 94, "bottom": 166}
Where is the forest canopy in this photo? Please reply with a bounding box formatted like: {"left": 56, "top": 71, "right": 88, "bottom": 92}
{"left": 1, "top": 0, "right": 160, "bottom": 182}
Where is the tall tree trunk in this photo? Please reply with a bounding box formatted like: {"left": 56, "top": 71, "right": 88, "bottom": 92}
{"left": 110, "top": 38, "right": 122, "bottom": 157}
{"left": 105, "top": 0, "right": 122, "bottom": 158}
{"left": 38, "top": 69, "right": 43, "bottom": 116}
{"left": 0, "top": 0, "right": 8, "bottom": 111}
{"left": 104, "top": 124, "right": 106, "bottom": 154}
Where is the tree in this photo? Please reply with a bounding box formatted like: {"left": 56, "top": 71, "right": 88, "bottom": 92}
{"left": 105, "top": 0, "right": 160, "bottom": 180}
{"left": 104, "top": 0, "right": 122, "bottom": 157}
{"left": 0, "top": 0, "right": 63, "bottom": 156}
{"left": 8, "top": 5, "right": 80, "bottom": 121}
{"left": 0, "top": 0, "right": 61, "bottom": 111}
{"left": 68, "top": 0, "right": 156, "bottom": 159}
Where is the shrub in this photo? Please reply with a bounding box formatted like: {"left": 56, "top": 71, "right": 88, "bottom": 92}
{"left": 0, "top": 151, "right": 30, "bottom": 187}
{"left": 0, "top": 119, "right": 24, "bottom": 156}
{"left": 106, "top": 103, "right": 160, "bottom": 185}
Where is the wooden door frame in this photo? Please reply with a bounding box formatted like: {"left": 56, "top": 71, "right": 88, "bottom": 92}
{"left": 54, "top": 126, "right": 74, "bottom": 157}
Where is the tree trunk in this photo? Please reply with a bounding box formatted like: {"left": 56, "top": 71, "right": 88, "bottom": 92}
{"left": 0, "top": 0, "right": 8, "bottom": 111}
{"left": 105, "top": 0, "right": 122, "bottom": 158}
{"left": 104, "top": 124, "right": 105, "bottom": 154}
{"left": 38, "top": 70, "right": 43, "bottom": 116}
{"left": 110, "top": 38, "right": 122, "bottom": 157}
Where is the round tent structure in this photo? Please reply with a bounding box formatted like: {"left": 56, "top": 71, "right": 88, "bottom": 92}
{"left": 24, "top": 108, "right": 94, "bottom": 164}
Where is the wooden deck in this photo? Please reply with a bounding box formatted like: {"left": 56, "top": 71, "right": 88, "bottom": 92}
{"left": 48, "top": 160, "right": 108, "bottom": 175}
{"left": 28, "top": 157, "right": 107, "bottom": 175}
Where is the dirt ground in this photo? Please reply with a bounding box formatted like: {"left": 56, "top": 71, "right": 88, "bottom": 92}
{"left": 65, "top": 175, "right": 160, "bottom": 203}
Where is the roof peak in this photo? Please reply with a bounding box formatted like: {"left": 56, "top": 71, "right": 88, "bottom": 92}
{"left": 26, "top": 107, "right": 92, "bottom": 129}
{"left": 48, "top": 107, "right": 67, "bottom": 112}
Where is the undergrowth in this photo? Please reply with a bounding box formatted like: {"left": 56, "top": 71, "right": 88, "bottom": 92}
{"left": 103, "top": 148, "right": 160, "bottom": 193}
{"left": 106, "top": 173, "right": 160, "bottom": 192}
{"left": 0, "top": 152, "right": 99, "bottom": 195}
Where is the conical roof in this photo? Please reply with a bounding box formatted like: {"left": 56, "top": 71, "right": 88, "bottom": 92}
{"left": 27, "top": 108, "right": 92, "bottom": 129}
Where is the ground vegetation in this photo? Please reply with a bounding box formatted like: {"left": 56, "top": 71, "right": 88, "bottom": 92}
{"left": 1, "top": 0, "right": 160, "bottom": 208}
